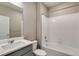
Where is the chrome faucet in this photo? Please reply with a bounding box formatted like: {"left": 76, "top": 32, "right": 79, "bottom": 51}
{"left": 8, "top": 39, "right": 14, "bottom": 44}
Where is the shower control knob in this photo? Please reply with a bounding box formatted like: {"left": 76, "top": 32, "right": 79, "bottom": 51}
{"left": 45, "top": 36, "right": 47, "bottom": 39}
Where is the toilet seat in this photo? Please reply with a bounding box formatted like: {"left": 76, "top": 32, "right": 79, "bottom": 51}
{"left": 34, "top": 49, "right": 47, "bottom": 56}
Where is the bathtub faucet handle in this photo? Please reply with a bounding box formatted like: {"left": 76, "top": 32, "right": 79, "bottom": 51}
{"left": 45, "top": 36, "right": 48, "bottom": 42}
{"left": 45, "top": 36, "right": 47, "bottom": 39}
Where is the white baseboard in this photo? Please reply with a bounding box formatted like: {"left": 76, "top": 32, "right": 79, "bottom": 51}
{"left": 42, "top": 42, "right": 79, "bottom": 56}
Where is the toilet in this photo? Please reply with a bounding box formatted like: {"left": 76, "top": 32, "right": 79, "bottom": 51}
{"left": 32, "top": 40, "right": 47, "bottom": 56}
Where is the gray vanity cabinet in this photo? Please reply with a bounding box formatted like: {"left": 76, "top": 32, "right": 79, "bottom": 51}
{"left": 22, "top": 50, "right": 33, "bottom": 56}
{"left": 5, "top": 44, "right": 33, "bottom": 56}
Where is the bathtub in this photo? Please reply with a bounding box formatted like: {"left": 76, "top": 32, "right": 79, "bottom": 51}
{"left": 42, "top": 41, "right": 79, "bottom": 56}
{"left": 41, "top": 13, "right": 79, "bottom": 56}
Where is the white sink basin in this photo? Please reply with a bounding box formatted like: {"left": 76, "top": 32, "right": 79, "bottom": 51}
{"left": 1, "top": 41, "right": 26, "bottom": 50}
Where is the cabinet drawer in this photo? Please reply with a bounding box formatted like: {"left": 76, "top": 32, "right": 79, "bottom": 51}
{"left": 6, "top": 44, "right": 32, "bottom": 56}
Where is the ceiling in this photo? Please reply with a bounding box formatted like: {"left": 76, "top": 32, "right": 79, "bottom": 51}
{"left": 43, "top": 2, "right": 64, "bottom": 8}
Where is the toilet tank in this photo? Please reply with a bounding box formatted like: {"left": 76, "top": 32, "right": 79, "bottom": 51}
{"left": 32, "top": 40, "right": 37, "bottom": 51}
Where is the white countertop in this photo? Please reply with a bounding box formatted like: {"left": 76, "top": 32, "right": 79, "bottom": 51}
{"left": 0, "top": 39, "right": 32, "bottom": 56}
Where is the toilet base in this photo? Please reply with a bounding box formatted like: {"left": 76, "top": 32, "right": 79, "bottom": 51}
{"left": 33, "top": 49, "right": 47, "bottom": 56}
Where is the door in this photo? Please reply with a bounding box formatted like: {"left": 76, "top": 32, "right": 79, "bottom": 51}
{"left": 0, "top": 15, "right": 9, "bottom": 39}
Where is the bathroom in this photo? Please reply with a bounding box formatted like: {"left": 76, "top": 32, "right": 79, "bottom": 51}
{"left": 0, "top": 2, "right": 79, "bottom": 56}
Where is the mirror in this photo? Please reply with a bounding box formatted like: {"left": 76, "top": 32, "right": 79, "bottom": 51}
{"left": 0, "top": 2, "right": 23, "bottom": 39}
{"left": 0, "top": 15, "right": 9, "bottom": 39}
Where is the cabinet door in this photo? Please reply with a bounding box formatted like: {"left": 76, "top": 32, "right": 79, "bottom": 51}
{"left": 6, "top": 44, "right": 32, "bottom": 56}
{"left": 23, "top": 51, "right": 34, "bottom": 56}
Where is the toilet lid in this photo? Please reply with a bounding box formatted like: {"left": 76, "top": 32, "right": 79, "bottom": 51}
{"left": 34, "top": 49, "right": 47, "bottom": 56}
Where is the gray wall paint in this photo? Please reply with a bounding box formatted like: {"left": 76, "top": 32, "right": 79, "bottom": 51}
{"left": 23, "top": 2, "right": 37, "bottom": 41}
{"left": 36, "top": 3, "right": 48, "bottom": 48}
{"left": 0, "top": 5, "right": 22, "bottom": 38}
{"left": 49, "top": 2, "right": 79, "bottom": 17}
{"left": 40, "top": 3, "right": 48, "bottom": 16}
{"left": 22, "top": 2, "right": 48, "bottom": 48}
{"left": 36, "top": 3, "right": 43, "bottom": 48}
